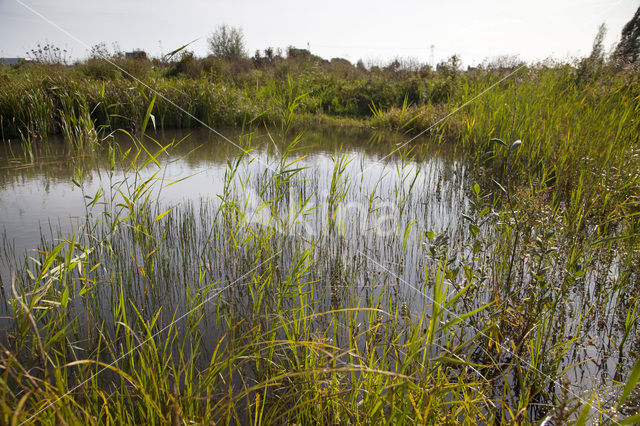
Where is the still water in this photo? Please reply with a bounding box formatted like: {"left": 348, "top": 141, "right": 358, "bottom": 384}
{"left": 0, "top": 128, "right": 464, "bottom": 259}
{"left": 0, "top": 127, "right": 632, "bottom": 419}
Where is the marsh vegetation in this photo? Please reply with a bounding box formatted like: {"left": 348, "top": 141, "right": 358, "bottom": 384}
{"left": 1, "top": 19, "right": 640, "bottom": 423}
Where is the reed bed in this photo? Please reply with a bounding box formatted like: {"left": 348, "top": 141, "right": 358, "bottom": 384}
{"left": 0, "top": 126, "right": 637, "bottom": 424}
{"left": 1, "top": 60, "right": 638, "bottom": 216}
{"left": 0, "top": 57, "right": 639, "bottom": 423}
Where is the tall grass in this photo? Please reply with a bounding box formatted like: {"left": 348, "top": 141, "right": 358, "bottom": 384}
{"left": 0, "top": 124, "right": 638, "bottom": 423}
{"left": 2, "top": 60, "right": 638, "bottom": 218}
{"left": 0, "top": 135, "right": 488, "bottom": 423}
{"left": 1, "top": 55, "right": 640, "bottom": 423}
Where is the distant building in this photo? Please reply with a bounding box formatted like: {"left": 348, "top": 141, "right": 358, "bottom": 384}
{"left": 125, "top": 50, "right": 147, "bottom": 60}
{"left": 0, "top": 58, "right": 24, "bottom": 66}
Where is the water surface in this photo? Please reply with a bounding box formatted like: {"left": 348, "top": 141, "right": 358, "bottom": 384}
{"left": 0, "top": 127, "right": 634, "bottom": 420}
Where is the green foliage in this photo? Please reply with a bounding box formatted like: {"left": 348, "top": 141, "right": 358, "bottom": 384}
{"left": 207, "top": 24, "right": 247, "bottom": 59}
{"left": 1, "top": 72, "right": 640, "bottom": 422}
{"left": 0, "top": 136, "right": 497, "bottom": 423}
{"left": 614, "top": 5, "right": 640, "bottom": 64}
{"left": 1, "top": 51, "right": 640, "bottom": 222}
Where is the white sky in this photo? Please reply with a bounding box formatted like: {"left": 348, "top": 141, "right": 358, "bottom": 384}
{"left": 0, "top": 0, "right": 638, "bottom": 66}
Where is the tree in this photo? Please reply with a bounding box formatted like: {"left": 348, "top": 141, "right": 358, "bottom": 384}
{"left": 588, "top": 23, "right": 607, "bottom": 62}
{"left": 613, "top": 6, "right": 640, "bottom": 64}
{"left": 207, "top": 25, "right": 247, "bottom": 59}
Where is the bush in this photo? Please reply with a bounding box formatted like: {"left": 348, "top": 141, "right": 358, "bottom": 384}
{"left": 207, "top": 25, "right": 247, "bottom": 59}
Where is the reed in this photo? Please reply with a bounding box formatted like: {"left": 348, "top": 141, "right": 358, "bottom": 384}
{"left": 0, "top": 56, "right": 639, "bottom": 424}
{"left": 2, "top": 61, "right": 638, "bottom": 220}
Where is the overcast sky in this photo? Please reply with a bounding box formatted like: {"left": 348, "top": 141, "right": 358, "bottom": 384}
{"left": 0, "top": 0, "right": 638, "bottom": 66}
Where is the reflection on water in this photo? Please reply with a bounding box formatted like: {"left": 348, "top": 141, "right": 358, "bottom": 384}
{"left": 0, "top": 128, "right": 464, "bottom": 268}
{"left": 0, "top": 127, "right": 635, "bottom": 421}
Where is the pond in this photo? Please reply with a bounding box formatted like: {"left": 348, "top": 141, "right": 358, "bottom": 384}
{"left": 0, "top": 128, "right": 466, "bottom": 267}
{"left": 0, "top": 127, "right": 634, "bottom": 422}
